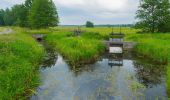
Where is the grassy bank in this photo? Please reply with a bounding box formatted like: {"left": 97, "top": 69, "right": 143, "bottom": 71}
{"left": 0, "top": 33, "right": 44, "bottom": 99}
{"left": 126, "top": 34, "right": 170, "bottom": 63}
{"left": 45, "top": 31, "right": 105, "bottom": 65}
{"left": 126, "top": 33, "right": 170, "bottom": 96}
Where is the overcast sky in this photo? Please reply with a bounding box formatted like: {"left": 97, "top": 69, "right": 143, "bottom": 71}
{"left": 0, "top": 0, "right": 139, "bottom": 25}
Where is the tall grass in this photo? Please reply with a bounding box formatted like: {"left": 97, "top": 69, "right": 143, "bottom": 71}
{"left": 0, "top": 33, "right": 44, "bottom": 99}
{"left": 45, "top": 31, "right": 105, "bottom": 65}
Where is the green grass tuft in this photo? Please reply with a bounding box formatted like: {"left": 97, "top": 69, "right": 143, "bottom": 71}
{"left": 0, "top": 33, "right": 44, "bottom": 99}
{"left": 45, "top": 31, "right": 105, "bottom": 65}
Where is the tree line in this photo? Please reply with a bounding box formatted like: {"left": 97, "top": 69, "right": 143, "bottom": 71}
{"left": 136, "top": 0, "right": 170, "bottom": 33}
{"left": 0, "top": 0, "right": 59, "bottom": 28}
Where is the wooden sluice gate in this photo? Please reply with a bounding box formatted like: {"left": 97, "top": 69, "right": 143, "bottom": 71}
{"left": 105, "top": 30, "right": 136, "bottom": 67}
{"left": 106, "top": 32, "right": 125, "bottom": 67}
{"left": 108, "top": 32, "right": 125, "bottom": 54}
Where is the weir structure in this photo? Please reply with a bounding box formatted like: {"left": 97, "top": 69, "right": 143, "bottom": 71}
{"left": 109, "top": 32, "right": 125, "bottom": 54}
{"left": 108, "top": 31, "right": 125, "bottom": 67}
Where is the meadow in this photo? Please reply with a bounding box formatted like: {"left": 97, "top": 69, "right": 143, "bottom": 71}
{"left": 54, "top": 26, "right": 139, "bottom": 38}
{"left": 0, "top": 32, "right": 44, "bottom": 99}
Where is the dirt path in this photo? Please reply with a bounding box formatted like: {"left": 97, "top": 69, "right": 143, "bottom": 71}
{"left": 0, "top": 28, "right": 13, "bottom": 35}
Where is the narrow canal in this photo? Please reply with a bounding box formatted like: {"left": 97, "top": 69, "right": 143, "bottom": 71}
{"left": 31, "top": 47, "right": 168, "bottom": 100}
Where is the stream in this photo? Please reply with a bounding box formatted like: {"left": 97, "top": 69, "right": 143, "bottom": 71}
{"left": 31, "top": 48, "right": 168, "bottom": 100}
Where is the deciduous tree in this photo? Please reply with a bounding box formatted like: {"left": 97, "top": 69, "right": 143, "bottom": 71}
{"left": 136, "top": 0, "right": 170, "bottom": 33}
{"left": 86, "top": 21, "right": 94, "bottom": 28}
{"left": 0, "top": 9, "right": 5, "bottom": 26}
{"left": 29, "top": 0, "right": 59, "bottom": 28}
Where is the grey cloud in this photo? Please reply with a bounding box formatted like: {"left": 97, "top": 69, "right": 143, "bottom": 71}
{"left": 0, "top": 0, "right": 140, "bottom": 24}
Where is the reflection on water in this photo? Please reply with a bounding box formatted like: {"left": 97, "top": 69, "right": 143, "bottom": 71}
{"left": 40, "top": 48, "right": 58, "bottom": 68}
{"left": 134, "top": 60, "right": 166, "bottom": 88}
{"left": 31, "top": 50, "right": 168, "bottom": 100}
{"left": 108, "top": 54, "right": 123, "bottom": 67}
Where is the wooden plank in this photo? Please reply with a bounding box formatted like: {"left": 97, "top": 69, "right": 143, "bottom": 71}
{"left": 109, "top": 33, "right": 125, "bottom": 38}
{"left": 109, "top": 47, "right": 123, "bottom": 54}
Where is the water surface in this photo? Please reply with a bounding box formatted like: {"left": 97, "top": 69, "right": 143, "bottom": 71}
{"left": 31, "top": 51, "right": 167, "bottom": 100}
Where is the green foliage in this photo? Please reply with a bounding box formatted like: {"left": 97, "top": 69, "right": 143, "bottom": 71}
{"left": 0, "top": 33, "right": 44, "bottom": 99}
{"left": 86, "top": 21, "right": 94, "bottom": 28}
{"left": 45, "top": 31, "right": 105, "bottom": 65}
{"left": 11, "top": 4, "right": 28, "bottom": 26}
{"left": 25, "top": 0, "right": 33, "bottom": 9}
{"left": 0, "top": 9, "right": 5, "bottom": 26}
{"left": 0, "top": 0, "right": 59, "bottom": 28}
{"left": 136, "top": 0, "right": 170, "bottom": 33}
{"left": 3, "top": 8, "right": 14, "bottom": 26}
{"left": 29, "top": 0, "right": 59, "bottom": 28}
{"left": 1, "top": 2, "right": 31, "bottom": 27}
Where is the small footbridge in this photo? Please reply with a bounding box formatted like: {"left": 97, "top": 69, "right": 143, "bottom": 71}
{"left": 109, "top": 33, "right": 125, "bottom": 53}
